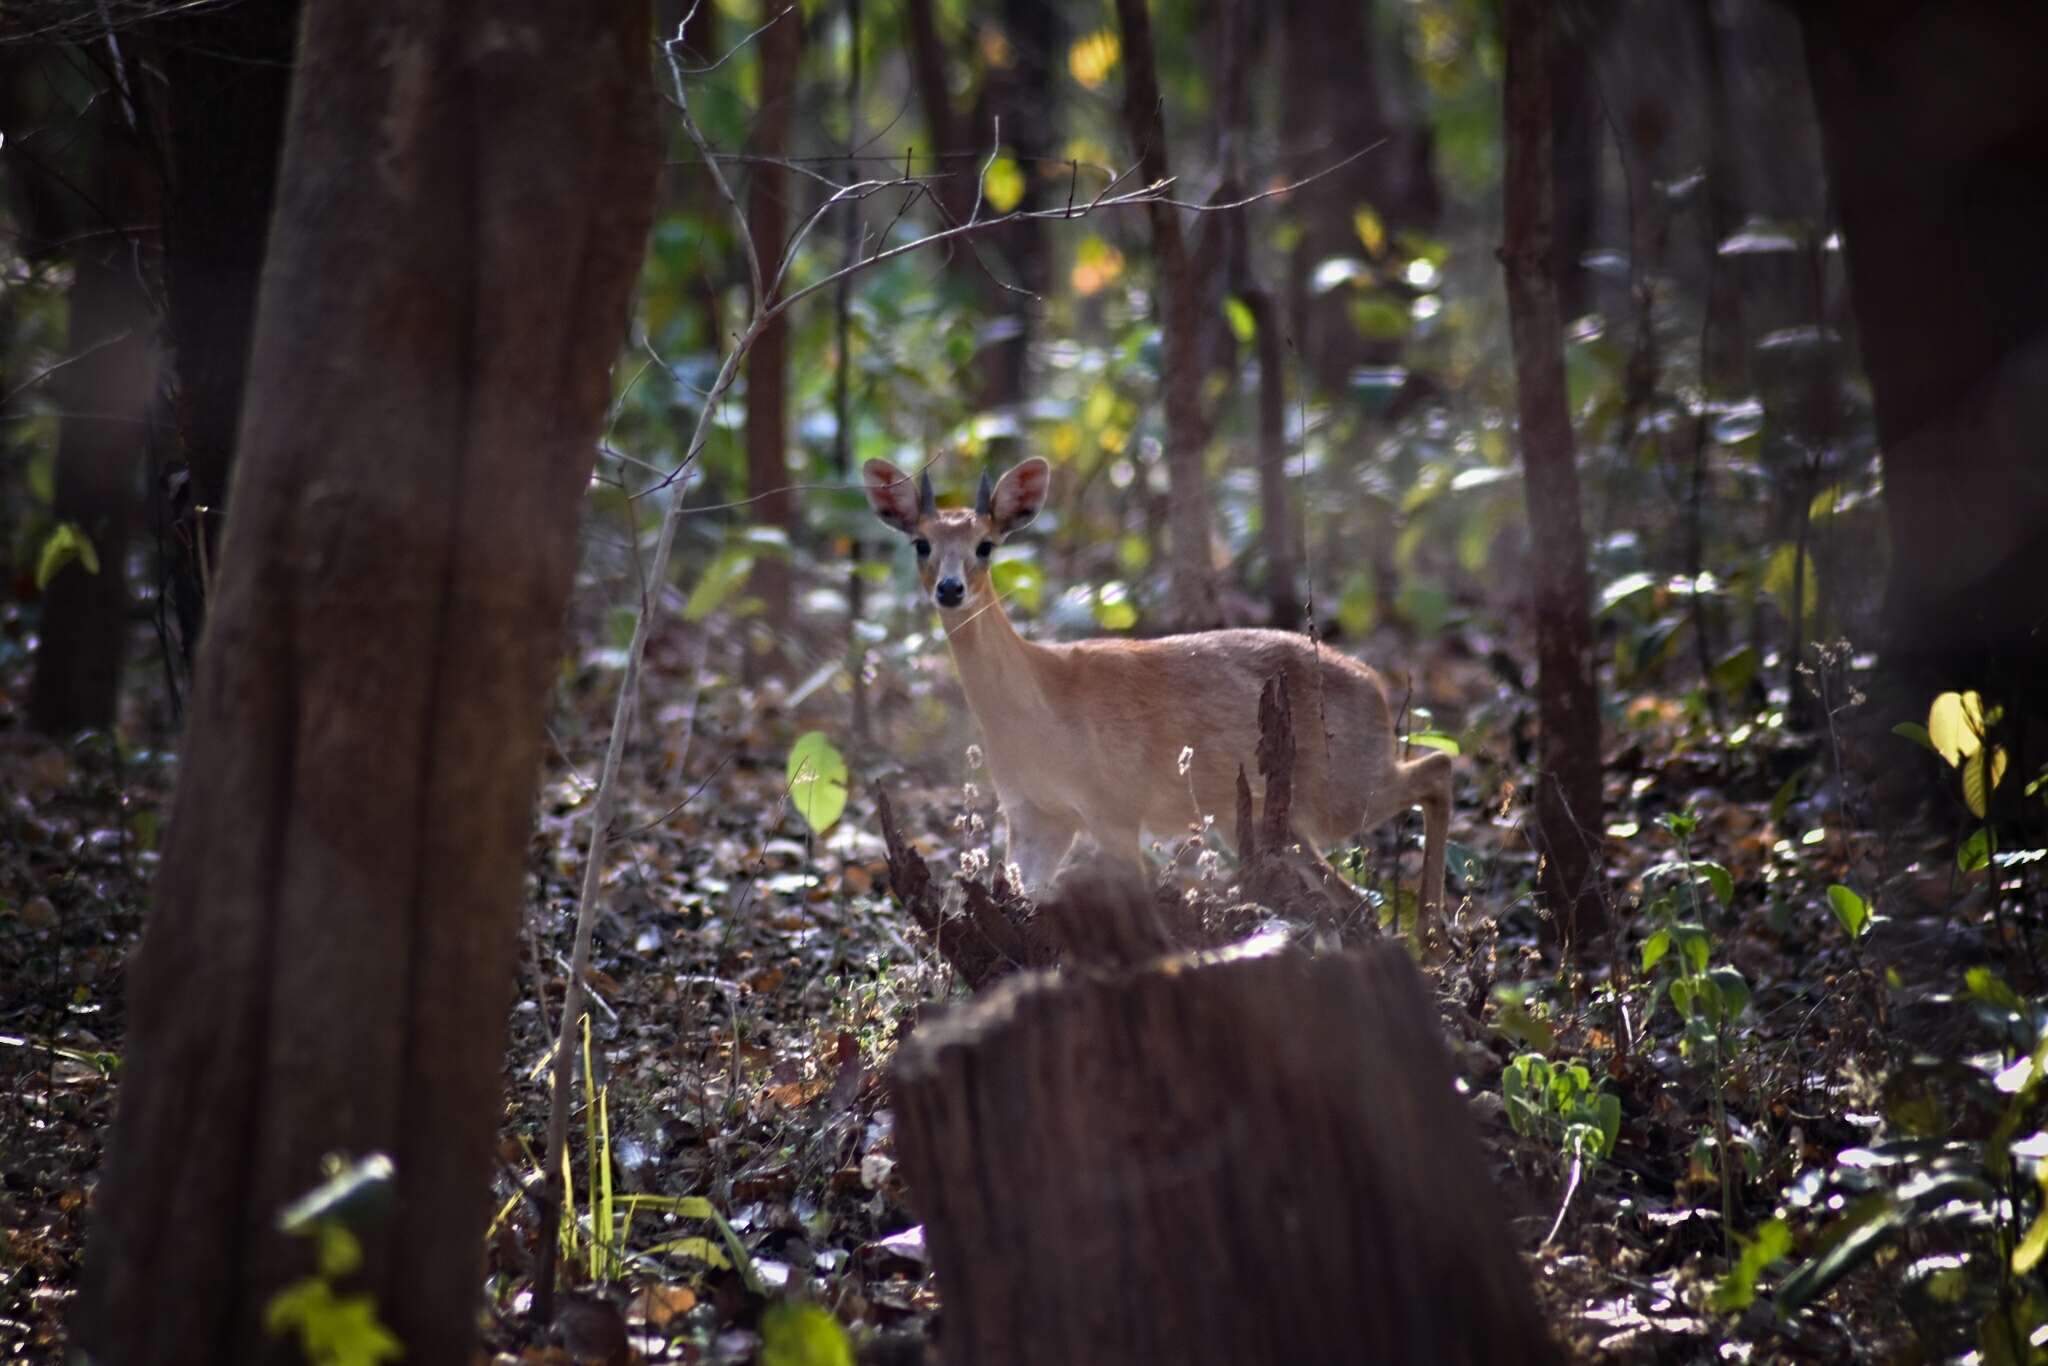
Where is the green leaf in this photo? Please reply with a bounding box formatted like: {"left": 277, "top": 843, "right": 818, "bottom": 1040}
{"left": 1958, "top": 828, "right": 1992, "bottom": 874}
{"left": 34, "top": 521, "right": 99, "bottom": 590}
{"left": 1892, "top": 721, "right": 1934, "bottom": 752}
{"left": 1929, "top": 690, "right": 1985, "bottom": 767}
{"left": 1708, "top": 965, "right": 1751, "bottom": 1019}
{"left": 1594, "top": 1091, "right": 1621, "bottom": 1157}
{"left": 1404, "top": 731, "right": 1460, "bottom": 756}
{"left": 786, "top": 732, "right": 849, "bottom": 835}
{"left": 982, "top": 155, "right": 1025, "bottom": 214}
{"left": 761, "top": 1302, "right": 854, "bottom": 1366}
{"left": 1223, "top": 295, "right": 1256, "bottom": 343}
{"left": 1711, "top": 1217, "right": 1793, "bottom": 1312}
{"left": 2015, "top": 1197, "right": 2048, "bottom": 1275}
{"left": 1776, "top": 1196, "right": 1901, "bottom": 1315}
{"left": 1641, "top": 929, "right": 1671, "bottom": 971}
{"left": 684, "top": 545, "right": 755, "bottom": 623}
{"left": 1763, "top": 543, "right": 1818, "bottom": 622}
{"left": 990, "top": 557, "right": 1043, "bottom": 614}
{"left": 1336, "top": 572, "right": 1376, "bottom": 636}
{"left": 1093, "top": 583, "right": 1137, "bottom": 631}
{"left": 1711, "top": 645, "right": 1759, "bottom": 699}
{"left": 1827, "top": 884, "right": 1871, "bottom": 940}
{"left": 1697, "top": 861, "right": 1733, "bottom": 907}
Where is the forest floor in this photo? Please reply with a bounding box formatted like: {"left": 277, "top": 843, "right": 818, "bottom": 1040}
{"left": 0, "top": 611, "right": 2016, "bottom": 1363}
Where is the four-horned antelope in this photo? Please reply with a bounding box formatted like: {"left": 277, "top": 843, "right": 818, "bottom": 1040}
{"left": 863, "top": 456, "right": 1456, "bottom": 935}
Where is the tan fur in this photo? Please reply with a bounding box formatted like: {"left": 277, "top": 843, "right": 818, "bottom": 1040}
{"left": 864, "top": 457, "right": 1454, "bottom": 934}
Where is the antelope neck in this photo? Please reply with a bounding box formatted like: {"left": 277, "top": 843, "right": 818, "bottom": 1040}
{"left": 939, "top": 593, "right": 1053, "bottom": 724}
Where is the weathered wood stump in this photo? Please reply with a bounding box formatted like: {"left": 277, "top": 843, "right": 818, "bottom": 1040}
{"left": 890, "top": 936, "right": 1562, "bottom": 1365}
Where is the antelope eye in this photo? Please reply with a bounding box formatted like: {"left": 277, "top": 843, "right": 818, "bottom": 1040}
{"left": 976, "top": 540, "right": 994, "bottom": 559}
{"left": 913, "top": 538, "right": 931, "bottom": 557}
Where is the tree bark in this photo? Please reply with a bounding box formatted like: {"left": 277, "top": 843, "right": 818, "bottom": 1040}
{"left": 1114, "top": 0, "right": 1220, "bottom": 631}
{"left": 1800, "top": 0, "right": 2048, "bottom": 781}
{"left": 744, "top": 4, "right": 801, "bottom": 667}
{"left": 1501, "top": 0, "right": 1607, "bottom": 948}
{"left": 892, "top": 936, "right": 1562, "bottom": 1366}
{"left": 153, "top": 0, "right": 302, "bottom": 660}
{"left": 75, "top": 3, "right": 658, "bottom": 1362}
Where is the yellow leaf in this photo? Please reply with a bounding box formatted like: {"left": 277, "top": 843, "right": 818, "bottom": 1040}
{"left": 1992, "top": 744, "right": 2010, "bottom": 791}
{"left": 1965, "top": 750, "right": 1989, "bottom": 819}
{"left": 982, "top": 155, "right": 1024, "bottom": 214}
{"left": 1928, "top": 690, "right": 1985, "bottom": 767}
{"left": 1353, "top": 205, "right": 1387, "bottom": 257}
{"left": 1068, "top": 30, "right": 1119, "bottom": 89}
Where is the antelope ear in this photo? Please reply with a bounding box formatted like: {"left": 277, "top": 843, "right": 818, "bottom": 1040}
{"left": 863, "top": 459, "right": 922, "bottom": 533}
{"left": 989, "top": 457, "right": 1050, "bottom": 536}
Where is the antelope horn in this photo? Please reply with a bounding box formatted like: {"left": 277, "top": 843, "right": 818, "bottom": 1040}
{"left": 976, "top": 469, "right": 994, "bottom": 516}
{"left": 918, "top": 470, "right": 936, "bottom": 517}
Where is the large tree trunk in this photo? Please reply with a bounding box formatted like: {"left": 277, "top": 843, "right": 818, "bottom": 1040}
{"left": 154, "top": 0, "right": 301, "bottom": 660}
{"left": 1800, "top": 0, "right": 2048, "bottom": 786}
{"left": 744, "top": 4, "right": 801, "bottom": 670}
{"left": 892, "top": 934, "right": 1562, "bottom": 1365}
{"left": 1114, "top": 0, "right": 1220, "bottom": 631}
{"left": 1501, "top": 0, "right": 1607, "bottom": 949}
{"left": 75, "top": 4, "right": 658, "bottom": 1362}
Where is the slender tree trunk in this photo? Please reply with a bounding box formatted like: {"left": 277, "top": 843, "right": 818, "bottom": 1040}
{"left": 1801, "top": 0, "right": 2048, "bottom": 791}
{"left": 1501, "top": 0, "right": 1607, "bottom": 949}
{"left": 21, "top": 52, "right": 156, "bottom": 740}
{"left": 979, "top": 0, "right": 1059, "bottom": 468}
{"left": 744, "top": 6, "right": 802, "bottom": 669}
{"left": 75, "top": 4, "right": 658, "bottom": 1362}
{"left": 1115, "top": 0, "right": 1219, "bottom": 631}
{"left": 154, "top": 0, "right": 300, "bottom": 659}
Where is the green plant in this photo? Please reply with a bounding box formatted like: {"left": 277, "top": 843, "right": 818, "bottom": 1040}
{"left": 266, "top": 1155, "right": 403, "bottom": 1366}
{"left": 1639, "top": 812, "right": 1754, "bottom": 1249}
{"left": 1761, "top": 971, "right": 2048, "bottom": 1356}
{"left": 1501, "top": 1052, "right": 1620, "bottom": 1165}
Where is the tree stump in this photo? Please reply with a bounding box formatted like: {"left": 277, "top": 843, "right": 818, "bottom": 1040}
{"left": 890, "top": 936, "right": 1562, "bottom": 1365}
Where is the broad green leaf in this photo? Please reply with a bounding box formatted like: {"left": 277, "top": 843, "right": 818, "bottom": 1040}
{"left": 1594, "top": 1091, "right": 1621, "bottom": 1156}
{"left": 1928, "top": 690, "right": 1985, "bottom": 767}
{"left": 1223, "top": 295, "right": 1256, "bottom": 343}
{"left": 1827, "top": 884, "right": 1871, "bottom": 940}
{"left": 35, "top": 521, "right": 99, "bottom": 590}
{"left": 1696, "top": 861, "right": 1733, "bottom": 907}
{"left": 761, "top": 1302, "right": 854, "bottom": 1366}
{"left": 1958, "top": 828, "right": 1992, "bottom": 874}
{"left": 1641, "top": 929, "right": 1672, "bottom": 971}
{"left": 1708, "top": 965, "right": 1751, "bottom": 1019}
{"left": 1404, "top": 731, "right": 1460, "bottom": 756}
{"left": 786, "top": 732, "right": 849, "bottom": 835}
{"left": 1891, "top": 721, "right": 1934, "bottom": 752}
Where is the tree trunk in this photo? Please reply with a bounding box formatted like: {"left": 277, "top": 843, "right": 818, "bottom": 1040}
{"left": 154, "top": 0, "right": 301, "bottom": 660}
{"left": 21, "top": 54, "right": 156, "bottom": 740}
{"left": 75, "top": 4, "right": 658, "bottom": 1362}
{"left": 1501, "top": 0, "right": 1607, "bottom": 949}
{"left": 891, "top": 936, "right": 1562, "bottom": 1365}
{"left": 1800, "top": 0, "right": 2048, "bottom": 785}
{"left": 1114, "top": 0, "right": 1220, "bottom": 631}
{"left": 978, "top": 0, "right": 1059, "bottom": 467}
{"left": 744, "top": 4, "right": 801, "bottom": 670}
